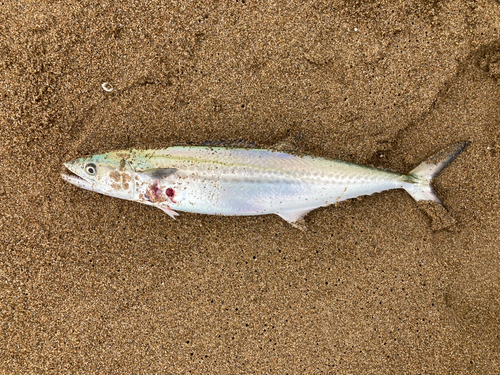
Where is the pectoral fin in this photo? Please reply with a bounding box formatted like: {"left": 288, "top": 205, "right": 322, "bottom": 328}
{"left": 276, "top": 209, "right": 314, "bottom": 230}
{"left": 141, "top": 168, "right": 178, "bottom": 179}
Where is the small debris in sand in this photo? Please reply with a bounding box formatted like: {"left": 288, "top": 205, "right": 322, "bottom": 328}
{"left": 101, "top": 82, "right": 114, "bottom": 92}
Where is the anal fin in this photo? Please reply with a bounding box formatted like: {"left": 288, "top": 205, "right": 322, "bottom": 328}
{"left": 276, "top": 209, "right": 314, "bottom": 230}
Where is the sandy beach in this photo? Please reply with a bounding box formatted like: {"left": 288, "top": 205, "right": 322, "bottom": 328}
{"left": 1, "top": 1, "right": 499, "bottom": 373}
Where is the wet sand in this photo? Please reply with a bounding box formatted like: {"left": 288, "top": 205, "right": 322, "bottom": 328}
{"left": 1, "top": 1, "right": 500, "bottom": 373}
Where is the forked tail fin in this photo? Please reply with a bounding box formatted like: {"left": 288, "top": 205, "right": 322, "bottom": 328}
{"left": 404, "top": 142, "right": 470, "bottom": 204}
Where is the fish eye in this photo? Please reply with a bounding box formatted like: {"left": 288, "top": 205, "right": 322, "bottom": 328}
{"left": 85, "top": 163, "right": 97, "bottom": 175}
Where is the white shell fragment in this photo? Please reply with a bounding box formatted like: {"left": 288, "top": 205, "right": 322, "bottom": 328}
{"left": 101, "top": 82, "right": 113, "bottom": 92}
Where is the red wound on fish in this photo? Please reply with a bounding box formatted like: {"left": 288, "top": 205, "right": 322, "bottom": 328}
{"left": 151, "top": 181, "right": 162, "bottom": 197}
{"left": 166, "top": 188, "right": 175, "bottom": 198}
{"left": 145, "top": 181, "right": 165, "bottom": 203}
{"left": 166, "top": 187, "right": 176, "bottom": 203}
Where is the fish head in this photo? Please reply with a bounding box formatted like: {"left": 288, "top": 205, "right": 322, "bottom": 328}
{"left": 62, "top": 152, "right": 136, "bottom": 200}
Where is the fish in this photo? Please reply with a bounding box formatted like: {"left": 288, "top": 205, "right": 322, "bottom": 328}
{"left": 61, "top": 142, "right": 469, "bottom": 229}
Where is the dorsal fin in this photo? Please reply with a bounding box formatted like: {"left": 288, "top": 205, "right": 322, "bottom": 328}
{"left": 202, "top": 139, "right": 257, "bottom": 148}
{"left": 271, "top": 133, "right": 305, "bottom": 154}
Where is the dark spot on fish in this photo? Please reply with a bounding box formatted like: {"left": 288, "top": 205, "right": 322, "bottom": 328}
{"left": 109, "top": 171, "right": 121, "bottom": 182}
{"left": 117, "top": 152, "right": 130, "bottom": 159}
{"left": 120, "top": 159, "right": 126, "bottom": 171}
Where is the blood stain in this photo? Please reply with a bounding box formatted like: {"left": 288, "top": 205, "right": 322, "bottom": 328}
{"left": 166, "top": 187, "right": 176, "bottom": 203}
{"left": 145, "top": 181, "right": 165, "bottom": 203}
{"left": 151, "top": 181, "right": 162, "bottom": 197}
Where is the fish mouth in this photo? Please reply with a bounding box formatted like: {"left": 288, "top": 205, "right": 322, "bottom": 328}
{"left": 61, "top": 162, "right": 94, "bottom": 191}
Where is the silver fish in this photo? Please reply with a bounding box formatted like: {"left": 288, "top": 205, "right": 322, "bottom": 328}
{"left": 61, "top": 142, "right": 469, "bottom": 228}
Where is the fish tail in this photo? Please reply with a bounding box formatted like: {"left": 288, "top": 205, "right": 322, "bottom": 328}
{"left": 403, "top": 142, "right": 470, "bottom": 204}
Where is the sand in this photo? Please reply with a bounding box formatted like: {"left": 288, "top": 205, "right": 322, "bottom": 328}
{"left": 1, "top": 0, "right": 499, "bottom": 373}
